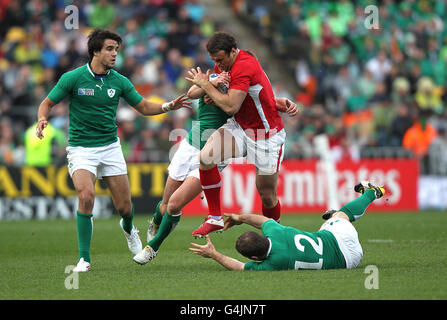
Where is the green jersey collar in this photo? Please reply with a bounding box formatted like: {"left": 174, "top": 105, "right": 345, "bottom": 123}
{"left": 266, "top": 238, "right": 272, "bottom": 257}
{"left": 86, "top": 63, "right": 110, "bottom": 79}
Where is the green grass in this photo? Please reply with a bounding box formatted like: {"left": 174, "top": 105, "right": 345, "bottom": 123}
{"left": 1, "top": 211, "right": 446, "bottom": 300}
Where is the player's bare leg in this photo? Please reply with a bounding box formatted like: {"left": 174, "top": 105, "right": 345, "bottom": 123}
{"left": 71, "top": 169, "right": 96, "bottom": 271}
{"left": 193, "top": 128, "right": 239, "bottom": 237}
{"left": 104, "top": 174, "right": 142, "bottom": 255}
{"left": 255, "top": 168, "right": 281, "bottom": 222}
{"left": 72, "top": 169, "right": 96, "bottom": 214}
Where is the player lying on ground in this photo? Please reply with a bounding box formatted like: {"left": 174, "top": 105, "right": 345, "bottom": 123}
{"left": 133, "top": 72, "right": 298, "bottom": 265}
{"left": 189, "top": 181, "right": 385, "bottom": 271}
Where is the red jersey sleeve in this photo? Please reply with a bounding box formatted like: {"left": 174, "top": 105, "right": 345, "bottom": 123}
{"left": 229, "top": 61, "right": 252, "bottom": 92}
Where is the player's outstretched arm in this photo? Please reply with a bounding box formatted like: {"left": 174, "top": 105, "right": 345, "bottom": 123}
{"left": 224, "top": 213, "right": 270, "bottom": 230}
{"left": 189, "top": 235, "right": 245, "bottom": 271}
{"left": 133, "top": 94, "right": 192, "bottom": 116}
{"left": 36, "top": 97, "right": 56, "bottom": 139}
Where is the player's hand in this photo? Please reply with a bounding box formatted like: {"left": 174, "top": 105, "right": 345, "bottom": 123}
{"left": 185, "top": 67, "right": 211, "bottom": 88}
{"left": 284, "top": 99, "right": 300, "bottom": 117}
{"left": 167, "top": 94, "right": 193, "bottom": 111}
{"left": 223, "top": 213, "right": 243, "bottom": 231}
{"left": 35, "top": 119, "right": 48, "bottom": 139}
{"left": 210, "top": 71, "right": 230, "bottom": 88}
{"left": 189, "top": 235, "right": 215, "bottom": 258}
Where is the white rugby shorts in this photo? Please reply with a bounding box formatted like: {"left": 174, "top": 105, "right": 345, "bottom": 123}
{"left": 168, "top": 138, "right": 227, "bottom": 181}
{"left": 319, "top": 217, "right": 363, "bottom": 269}
{"left": 222, "top": 118, "right": 285, "bottom": 175}
{"left": 66, "top": 138, "right": 127, "bottom": 179}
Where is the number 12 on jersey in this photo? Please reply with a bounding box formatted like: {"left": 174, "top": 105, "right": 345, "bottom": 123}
{"left": 294, "top": 234, "right": 323, "bottom": 270}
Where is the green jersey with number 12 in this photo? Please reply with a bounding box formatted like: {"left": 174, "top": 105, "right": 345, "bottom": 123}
{"left": 244, "top": 220, "right": 346, "bottom": 271}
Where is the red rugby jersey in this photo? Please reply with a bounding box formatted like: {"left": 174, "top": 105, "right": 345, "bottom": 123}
{"left": 214, "top": 50, "right": 284, "bottom": 140}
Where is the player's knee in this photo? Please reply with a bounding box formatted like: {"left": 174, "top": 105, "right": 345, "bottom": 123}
{"left": 167, "top": 198, "right": 183, "bottom": 215}
{"left": 199, "top": 149, "right": 215, "bottom": 167}
{"left": 258, "top": 191, "right": 277, "bottom": 208}
{"left": 78, "top": 189, "right": 95, "bottom": 210}
{"left": 116, "top": 199, "right": 132, "bottom": 216}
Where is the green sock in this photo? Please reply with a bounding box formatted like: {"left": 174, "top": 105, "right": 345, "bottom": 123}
{"left": 148, "top": 212, "right": 181, "bottom": 251}
{"left": 153, "top": 201, "right": 163, "bottom": 226}
{"left": 339, "top": 189, "right": 376, "bottom": 222}
{"left": 122, "top": 204, "right": 134, "bottom": 234}
{"left": 77, "top": 211, "right": 93, "bottom": 263}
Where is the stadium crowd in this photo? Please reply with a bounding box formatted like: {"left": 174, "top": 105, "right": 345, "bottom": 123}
{"left": 232, "top": 0, "right": 447, "bottom": 174}
{"left": 1, "top": 0, "right": 447, "bottom": 174}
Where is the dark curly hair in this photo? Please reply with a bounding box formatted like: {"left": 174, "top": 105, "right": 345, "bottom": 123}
{"left": 206, "top": 31, "right": 238, "bottom": 55}
{"left": 87, "top": 29, "right": 122, "bottom": 61}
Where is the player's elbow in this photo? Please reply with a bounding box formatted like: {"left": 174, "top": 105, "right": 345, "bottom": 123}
{"left": 224, "top": 105, "right": 240, "bottom": 116}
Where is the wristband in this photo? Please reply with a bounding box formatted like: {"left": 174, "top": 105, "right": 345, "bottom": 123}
{"left": 161, "top": 102, "right": 173, "bottom": 112}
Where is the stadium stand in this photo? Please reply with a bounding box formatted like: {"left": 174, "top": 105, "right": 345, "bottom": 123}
{"left": 230, "top": 0, "right": 447, "bottom": 173}
{"left": 1, "top": 0, "right": 447, "bottom": 174}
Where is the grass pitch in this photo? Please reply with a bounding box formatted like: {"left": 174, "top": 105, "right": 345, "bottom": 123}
{"left": 1, "top": 211, "right": 446, "bottom": 300}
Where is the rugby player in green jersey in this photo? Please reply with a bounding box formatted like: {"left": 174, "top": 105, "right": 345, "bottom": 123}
{"left": 189, "top": 181, "right": 385, "bottom": 271}
{"left": 133, "top": 73, "right": 298, "bottom": 265}
{"left": 35, "top": 29, "right": 191, "bottom": 272}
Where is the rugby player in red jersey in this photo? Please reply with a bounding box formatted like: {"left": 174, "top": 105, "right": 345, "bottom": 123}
{"left": 186, "top": 31, "right": 288, "bottom": 237}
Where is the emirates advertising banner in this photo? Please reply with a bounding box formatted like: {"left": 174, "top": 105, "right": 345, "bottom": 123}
{"left": 182, "top": 159, "right": 419, "bottom": 215}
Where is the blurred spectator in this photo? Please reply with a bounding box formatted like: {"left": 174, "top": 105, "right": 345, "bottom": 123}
{"left": 414, "top": 77, "right": 443, "bottom": 114}
{"left": 24, "top": 121, "right": 65, "bottom": 166}
{"left": 403, "top": 110, "right": 438, "bottom": 173}
{"left": 0, "top": 117, "right": 24, "bottom": 166}
{"left": 88, "top": 0, "right": 116, "bottom": 29}
{"left": 365, "top": 50, "right": 392, "bottom": 82}
{"left": 163, "top": 48, "right": 183, "bottom": 85}
{"left": 428, "top": 128, "right": 447, "bottom": 175}
{"left": 389, "top": 104, "right": 414, "bottom": 147}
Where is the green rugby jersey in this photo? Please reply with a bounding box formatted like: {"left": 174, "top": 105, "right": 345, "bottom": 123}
{"left": 244, "top": 220, "right": 346, "bottom": 271}
{"left": 186, "top": 97, "right": 230, "bottom": 150}
{"left": 47, "top": 63, "right": 143, "bottom": 147}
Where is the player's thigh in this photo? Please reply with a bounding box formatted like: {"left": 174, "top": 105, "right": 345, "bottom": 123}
{"left": 72, "top": 169, "right": 96, "bottom": 196}
{"left": 168, "top": 176, "right": 203, "bottom": 213}
{"left": 103, "top": 174, "right": 131, "bottom": 210}
{"left": 200, "top": 127, "right": 240, "bottom": 165}
{"left": 162, "top": 176, "right": 184, "bottom": 205}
